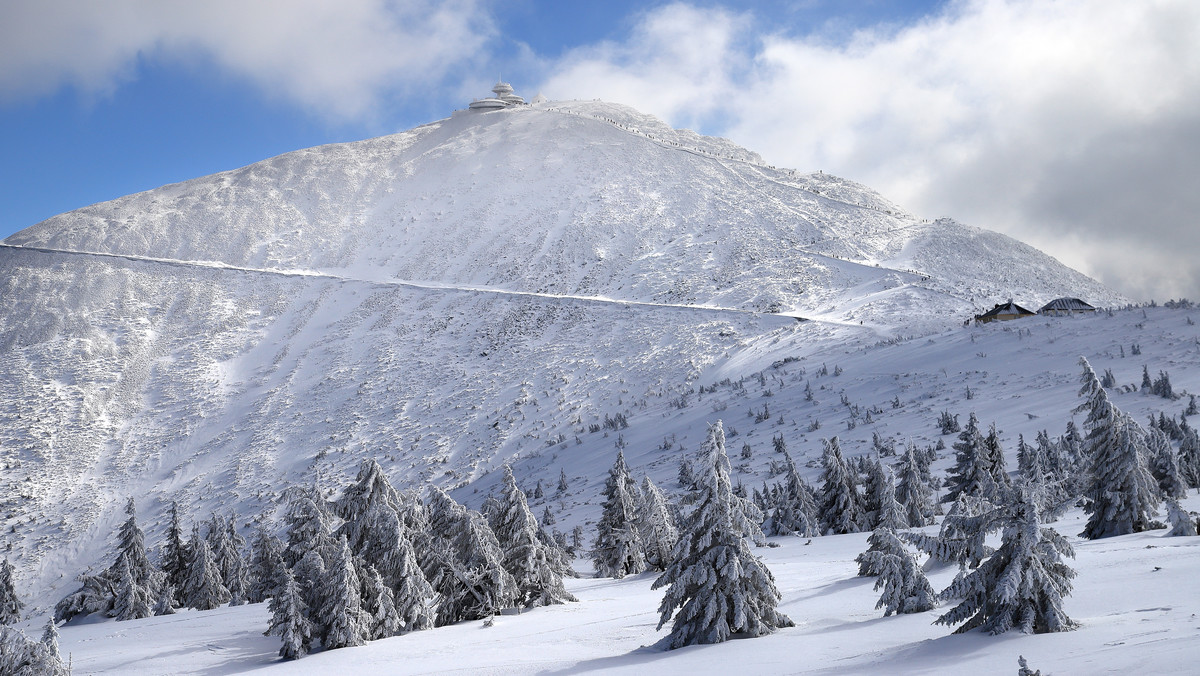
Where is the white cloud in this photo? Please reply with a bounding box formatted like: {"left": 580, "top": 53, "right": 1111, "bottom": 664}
{"left": 0, "top": 0, "right": 495, "bottom": 120}
{"left": 538, "top": 0, "right": 1200, "bottom": 301}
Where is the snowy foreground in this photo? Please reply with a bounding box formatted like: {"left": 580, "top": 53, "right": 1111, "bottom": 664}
{"left": 44, "top": 500, "right": 1200, "bottom": 675}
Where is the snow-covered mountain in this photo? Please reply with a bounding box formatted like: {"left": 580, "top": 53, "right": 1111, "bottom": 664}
{"left": 0, "top": 98, "right": 1127, "bottom": 611}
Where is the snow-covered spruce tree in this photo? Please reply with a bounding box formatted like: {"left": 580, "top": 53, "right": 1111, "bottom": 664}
{"left": 1077, "top": 358, "right": 1160, "bottom": 539}
{"left": 1179, "top": 426, "right": 1200, "bottom": 489}
{"left": 283, "top": 488, "right": 336, "bottom": 568}
{"left": 112, "top": 554, "right": 153, "bottom": 621}
{"left": 592, "top": 450, "right": 647, "bottom": 578}
{"left": 858, "top": 526, "right": 937, "bottom": 617}
{"left": 40, "top": 619, "right": 59, "bottom": 661}
{"left": 982, "top": 424, "right": 1012, "bottom": 494}
{"left": 0, "top": 625, "right": 69, "bottom": 676}
{"left": 493, "top": 465, "right": 577, "bottom": 607}
{"left": 902, "top": 493, "right": 997, "bottom": 569}
{"left": 292, "top": 550, "right": 326, "bottom": 623}
{"left": 153, "top": 584, "right": 176, "bottom": 616}
{"left": 182, "top": 525, "right": 231, "bottom": 611}
{"left": 935, "top": 486, "right": 1077, "bottom": 635}
{"left": 161, "top": 501, "right": 189, "bottom": 604}
{"left": 359, "top": 563, "right": 402, "bottom": 640}
{"left": 1148, "top": 428, "right": 1187, "bottom": 500}
{"left": 265, "top": 567, "right": 312, "bottom": 661}
{"left": 248, "top": 527, "right": 287, "bottom": 603}
{"left": 423, "top": 485, "right": 517, "bottom": 626}
{"left": 316, "top": 536, "right": 371, "bottom": 650}
{"left": 894, "top": 443, "right": 935, "bottom": 527}
{"left": 390, "top": 525, "right": 436, "bottom": 633}
{"left": 638, "top": 476, "right": 680, "bottom": 570}
{"left": 53, "top": 572, "right": 114, "bottom": 623}
{"left": 0, "top": 559, "right": 22, "bottom": 625}
{"left": 223, "top": 517, "right": 251, "bottom": 606}
{"left": 768, "top": 452, "right": 820, "bottom": 537}
{"left": 653, "top": 421, "right": 793, "bottom": 649}
{"left": 1017, "top": 433, "right": 1066, "bottom": 520}
{"left": 112, "top": 498, "right": 164, "bottom": 615}
{"left": 944, "top": 413, "right": 1001, "bottom": 504}
{"left": 856, "top": 468, "right": 909, "bottom": 576}
{"left": 1164, "top": 498, "right": 1198, "bottom": 537}
{"left": 817, "top": 437, "right": 863, "bottom": 535}
{"left": 335, "top": 458, "right": 407, "bottom": 577}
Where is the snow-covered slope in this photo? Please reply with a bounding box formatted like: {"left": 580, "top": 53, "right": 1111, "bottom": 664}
{"left": 0, "top": 99, "right": 1134, "bottom": 614}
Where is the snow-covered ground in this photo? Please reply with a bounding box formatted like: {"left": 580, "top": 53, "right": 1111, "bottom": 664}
{"left": 28, "top": 496, "right": 1200, "bottom": 675}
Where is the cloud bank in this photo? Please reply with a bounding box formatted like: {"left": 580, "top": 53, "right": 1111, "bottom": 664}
{"left": 539, "top": 1, "right": 1200, "bottom": 301}
{"left": 0, "top": 0, "right": 494, "bottom": 120}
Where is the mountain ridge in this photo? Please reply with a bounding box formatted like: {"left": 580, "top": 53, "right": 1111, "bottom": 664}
{"left": 0, "top": 98, "right": 1130, "bottom": 606}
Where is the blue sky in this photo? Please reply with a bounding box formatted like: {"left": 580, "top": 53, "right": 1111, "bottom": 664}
{"left": 1, "top": 1, "right": 1197, "bottom": 300}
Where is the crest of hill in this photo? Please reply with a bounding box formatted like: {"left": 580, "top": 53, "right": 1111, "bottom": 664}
{"left": 4, "top": 100, "right": 1119, "bottom": 318}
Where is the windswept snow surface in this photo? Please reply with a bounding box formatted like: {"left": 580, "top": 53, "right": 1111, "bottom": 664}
{"left": 2, "top": 99, "right": 1190, "bottom": 674}
{"left": 37, "top": 498, "right": 1200, "bottom": 675}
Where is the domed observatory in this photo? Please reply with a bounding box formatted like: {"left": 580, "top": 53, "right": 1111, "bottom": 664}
{"left": 469, "top": 81, "right": 528, "bottom": 110}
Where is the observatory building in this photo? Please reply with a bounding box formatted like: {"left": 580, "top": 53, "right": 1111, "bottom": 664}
{"left": 469, "top": 81, "right": 528, "bottom": 110}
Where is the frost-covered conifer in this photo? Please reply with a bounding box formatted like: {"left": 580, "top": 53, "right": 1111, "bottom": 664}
{"left": 0, "top": 625, "right": 69, "bottom": 676}
{"left": 1017, "top": 432, "right": 1066, "bottom": 519}
{"left": 818, "top": 437, "right": 863, "bottom": 534}
{"left": 1164, "top": 498, "right": 1197, "bottom": 537}
{"left": 40, "top": 619, "right": 59, "bottom": 661}
{"left": 766, "top": 451, "right": 819, "bottom": 537}
{"left": 390, "top": 526, "right": 435, "bottom": 633}
{"left": 217, "top": 517, "right": 250, "bottom": 606}
{"left": 112, "top": 554, "right": 153, "bottom": 621}
{"left": 153, "top": 583, "right": 176, "bottom": 616}
{"left": 1178, "top": 426, "right": 1200, "bottom": 488}
{"left": 541, "top": 505, "right": 556, "bottom": 526}
{"left": 944, "top": 413, "right": 1000, "bottom": 503}
{"left": 982, "top": 424, "right": 1012, "bottom": 495}
{"left": 0, "top": 559, "right": 22, "bottom": 625}
{"left": 859, "top": 455, "right": 893, "bottom": 530}
{"left": 336, "top": 458, "right": 405, "bottom": 569}
{"left": 359, "top": 564, "right": 402, "bottom": 640}
{"left": 161, "top": 501, "right": 189, "bottom": 603}
{"left": 283, "top": 489, "right": 335, "bottom": 568}
{"left": 424, "top": 485, "right": 516, "bottom": 625}
{"left": 1148, "top": 428, "right": 1186, "bottom": 500}
{"left": 265, "top": 567, "right": 311, "bottom": 660}
{"left": 316, "top": 536, "right": 371, "bottom": 650}
{"left": 52, "top": 572, "right": 113, "bottom": 623}
{"left": 856, "top": 468, "right": 908, "bottom": 576}
{"left": 903, "top": 493, "right": 997, "bottom": 569}
{"left": 858, "top": 526, "right": 937, "bottom": 616}
{"left": 291, "top": 550, "right": 326, "bottom": 622}
{"left": 111, "top": 498, "right": 163, "bottom": 615}
{"left": 592, "top": 450, "right": 647, "bottom": 578}
{"left": 557, "top": 468, "right": 570, "bottom": 495}
{"left": 248, "top": 527, "right": 287, "bottom": 603}
{"left": 653, "top": 421, "right": 793, "bottom": 649}
{"left": 1077, "top": 358, "right": 1160, "bottom": 539}
{"left": 895, "top": 444, "right": 935, "bottom": 527}
{"left": 638, "top": 476, "right": 680, "bottom": 569}
{"left": 183, "top": 525, "right": 231, "bottom": 610}
{"left": 935, "top": 487, "right": 1077, "bottom": 635}
{"left": 493, "top": 466, "right": 577, "bottom": 607}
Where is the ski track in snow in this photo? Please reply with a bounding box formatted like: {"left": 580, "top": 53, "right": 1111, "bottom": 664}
{"left": 0, "top": 242, "right": 802, "bottom": 323}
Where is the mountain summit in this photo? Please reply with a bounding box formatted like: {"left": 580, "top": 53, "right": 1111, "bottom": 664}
{"left": 0, "top": 99, "right": 1118, "bottom": 602}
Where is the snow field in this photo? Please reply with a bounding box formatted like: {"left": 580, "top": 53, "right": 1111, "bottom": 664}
{"left": 40, "top": 496, "right": 1200, "bottom": 675}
